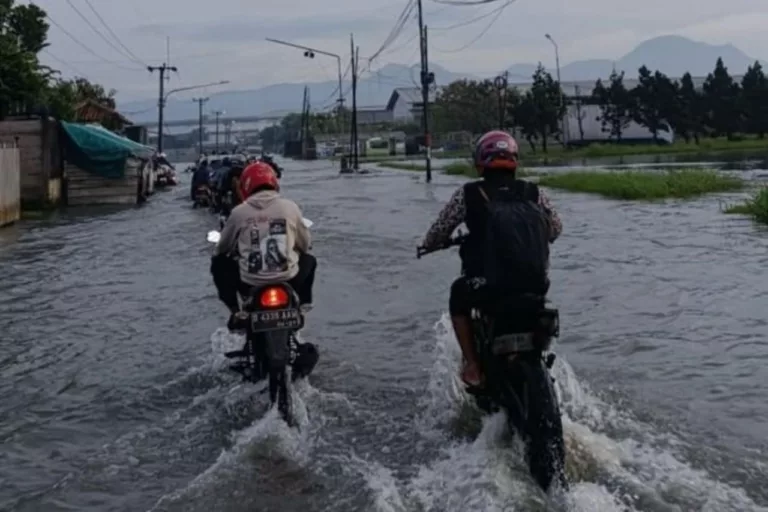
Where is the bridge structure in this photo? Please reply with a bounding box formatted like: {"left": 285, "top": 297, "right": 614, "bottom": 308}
{"left": 141, "top": 113, "right": 287, "bottom": 129}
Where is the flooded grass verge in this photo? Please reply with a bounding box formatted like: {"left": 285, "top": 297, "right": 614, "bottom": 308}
{"left": 537, "top": 169, "right": 744, "bottom": 200}
{"left": 723, "top": 187, "right": 768, "bottom": 224}
{"left": 380, "top": 160, "right": 531, "bottom": 179}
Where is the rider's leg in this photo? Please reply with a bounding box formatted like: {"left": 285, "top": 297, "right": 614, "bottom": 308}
{"left": 288, "top": 252, "right": 317, "bottom": 306}
{"left": 449, "top": 278, "right": 482, "bottom": 386}
{"left": 210, "top": 254, "right": 240, "bottom": 314}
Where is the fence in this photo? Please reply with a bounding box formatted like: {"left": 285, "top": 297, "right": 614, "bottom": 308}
{"left": 0, "top": 144, "right": 21, "bottom": 227}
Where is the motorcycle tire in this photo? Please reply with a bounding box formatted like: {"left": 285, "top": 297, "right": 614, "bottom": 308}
{"left": 499, "top": 356, "right": 567, "bottom": 492}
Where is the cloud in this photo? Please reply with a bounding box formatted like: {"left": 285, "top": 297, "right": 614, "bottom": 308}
{"left": 34, "top": 0, "right": 768, "bottom": 101}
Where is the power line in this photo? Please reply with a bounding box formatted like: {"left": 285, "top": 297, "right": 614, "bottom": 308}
{"left": 42, "top": 49, "right": 90, "bottom": 78}
{"left": 43, "top": 10, "right": 141, "bottom": 71}
{"left": 82, "top": 0, "right": 148, "bottom": 67}
{"left": 431, "top": 0, "right": 515, "bottom": 53}
{"left": 367, "top": 0, "right": 417, "bottom": 65}
{"left": 63, "top": 0, "right": 138, "bottom": 64}
{"left": 430, "top": 0, "right": 513, "bottom": 30}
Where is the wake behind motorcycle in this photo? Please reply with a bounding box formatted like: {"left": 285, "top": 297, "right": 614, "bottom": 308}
{"left": 207, "top": 217, "right": 317, "bottom": 426}
{"left": 417, "top": 234, "right": 567, "bottom": 493}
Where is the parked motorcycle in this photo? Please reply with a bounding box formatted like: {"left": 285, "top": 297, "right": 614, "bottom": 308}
{"left": 417, "top": 234, "right": 567, "bottom": 493}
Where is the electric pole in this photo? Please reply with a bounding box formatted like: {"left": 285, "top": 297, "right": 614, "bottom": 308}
{"left": 416, "top": 0, "right": 434, "bottom": 182}
{"left": 349, "top": 34, "right": 359, "bottom": 171}
{"left": 193, "top": 97, "right": 208, "bottom": 156}
{"left": 214, "top": 110, "right": 224, "bottom": 152}
{"left": 147, "top": 63, "right": 178, "bottom": 153}
{"left": 494, "top": 71, "right": 509, "bottom": 129}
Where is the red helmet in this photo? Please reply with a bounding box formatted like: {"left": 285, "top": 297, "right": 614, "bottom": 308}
{"left": 473, "top": 130, "right": 519, "bottom": 175}
{"left": 240, "top": 161, "right": 279, "bottom": 198}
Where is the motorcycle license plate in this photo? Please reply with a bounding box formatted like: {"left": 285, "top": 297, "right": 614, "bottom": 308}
{"left": 250, "top": 308, "right": 303, "bottom": 332}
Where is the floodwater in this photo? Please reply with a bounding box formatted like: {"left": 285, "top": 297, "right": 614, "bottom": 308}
{"left": 0, "top": 161, "right": 767, "bottom": 512}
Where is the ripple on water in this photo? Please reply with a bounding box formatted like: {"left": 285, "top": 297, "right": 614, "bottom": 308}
{"left": 0, "top": 163, "right": 767, "bottom": 511}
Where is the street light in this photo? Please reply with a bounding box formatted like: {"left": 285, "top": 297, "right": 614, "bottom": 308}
{"left": 164, "top": 80, "right": 230, "bottom": 102}
{"left": 265, "top": 38, "right": 344, "bottom": 127}
{"left": 156, "top": 80, "right": 229, "bottom": 153}
{"left": 545, "top": 33, "right": 568, "bottom": 147}
{"left": 214, "top": 110, "right": 226, "bottom": 151}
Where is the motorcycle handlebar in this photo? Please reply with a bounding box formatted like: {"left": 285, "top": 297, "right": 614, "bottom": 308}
{"left": 416, "top": 234, "right": 467, "bottom": 259}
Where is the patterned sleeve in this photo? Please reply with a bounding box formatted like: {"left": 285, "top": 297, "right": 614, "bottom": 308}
{"left": 538, "top": 188, "right": 563, "bottom": 242}
{"left": 422, "top": 186, "right": 466, "bottom": 249}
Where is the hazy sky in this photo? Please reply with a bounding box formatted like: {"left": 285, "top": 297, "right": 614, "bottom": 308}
{"left": 32, "top": 0, "right": 768, "bottom": 102}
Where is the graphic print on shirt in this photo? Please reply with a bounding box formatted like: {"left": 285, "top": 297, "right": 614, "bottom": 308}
{"left": 261, "top": 218, "right": 289, "bottom": 272}
{"left": 247, "top": 226, "right": 263, "bottom": 274}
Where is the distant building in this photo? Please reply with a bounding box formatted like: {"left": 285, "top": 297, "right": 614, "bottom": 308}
{"left": 356, "top": 105, "right": 394, "bottom": 125}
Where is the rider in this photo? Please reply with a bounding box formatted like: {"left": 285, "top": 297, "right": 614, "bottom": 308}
{"left": 211, "top": 161, "right": 316, "bottom": 328}
{"left": 420, "top": 130, "right": 562, "bottom": 387}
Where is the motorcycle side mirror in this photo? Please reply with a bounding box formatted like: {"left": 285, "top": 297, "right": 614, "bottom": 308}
{"left": 206, "top": 230, "right": 221, "bottom": 244}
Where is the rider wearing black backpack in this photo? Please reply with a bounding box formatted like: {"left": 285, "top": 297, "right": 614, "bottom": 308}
{"left": 420, "top": 130, "right": 563, "bottom": 387}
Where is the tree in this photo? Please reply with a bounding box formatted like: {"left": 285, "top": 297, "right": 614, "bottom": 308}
{"left": 521, "top": 64, "right": 564, "bottom": 153}
{"left": 740, "top": 61, "right": 768, "bottom": 138}
{"left": 631, "top": 66, "right": 668, "bottom": 142}
{"left": 432, "top": 79, "right": 498, "bottom": 134}
{"left": 0, "top": 1, "right": 114, "bottom": 122}
{"left": 701, "top": 57, "right": 741, "bottom": 139}
{"left": 592, "top": 70, "right": 632, "bottom": 141}
{"left": 669, "top": 73, "right": 703, "bottom": 144}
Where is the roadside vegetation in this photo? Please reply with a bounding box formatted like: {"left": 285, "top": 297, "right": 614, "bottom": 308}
{"left": 537, "top": 169, "right": 743, "bottom": 200}
{"left": 724, "top": 188, "right": 768, "bottom": 224}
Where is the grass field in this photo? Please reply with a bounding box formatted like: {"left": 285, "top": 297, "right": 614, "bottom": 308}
{"left": 536, "top": 169, "right": 744, "bottom": 200}
{"left": 724, "top": 187, "right": 768, "bottom": 224}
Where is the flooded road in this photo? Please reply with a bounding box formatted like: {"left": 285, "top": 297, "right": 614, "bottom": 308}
{"left": 1, "top": 161, "right": 767, "bottom": 511}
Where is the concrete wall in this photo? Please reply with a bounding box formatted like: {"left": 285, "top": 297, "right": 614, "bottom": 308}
{"left": 0, "top": 145, "right": 20, "bottom": 226}
{"left": 0, "top": 117, "right": 61, "bottom": 206}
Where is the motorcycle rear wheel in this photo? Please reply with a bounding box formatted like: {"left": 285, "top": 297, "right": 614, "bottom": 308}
{"left": 499, "top": 357, "right": 567, "bottom": 492}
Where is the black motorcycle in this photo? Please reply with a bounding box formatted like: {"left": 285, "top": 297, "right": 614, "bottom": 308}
{"left": 260, "top": 153, "right": 283, "bottom": 179}
{"left": 417, "top": 234, "right": 567, "bottom": 493}
{"left": 225, "top": 282, "right": 317, "bottom": 426}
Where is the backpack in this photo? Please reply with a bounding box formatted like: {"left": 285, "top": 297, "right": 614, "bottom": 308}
{"left": 478, "top": 182, "right": 551, "bottom": 294}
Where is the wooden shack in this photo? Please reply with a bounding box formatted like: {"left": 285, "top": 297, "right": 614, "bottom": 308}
{"left": 60, "top": 122, "right": 155, "bottom": 207}
{"left": 0, "top": 117, "right": 62, "bottom": 208}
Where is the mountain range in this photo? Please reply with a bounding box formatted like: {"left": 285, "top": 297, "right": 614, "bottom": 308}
{"left": 119, "top": 35, "right": 767, "bottom": 123}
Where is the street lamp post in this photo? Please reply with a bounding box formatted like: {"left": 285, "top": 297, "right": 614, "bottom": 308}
{"left": 265, "top": 38, "right": 345, "bottom": 130}
{"left": 156, "top": 80, "right": 229, "bottom": 154}
{"left": 214, "top": 110, "right": 225, "bottom": 151}
{"left": 192, "top": 97, "right": 209, "bottom": 155}
{"left": 545, "top": 33, "right": 568, "bottom": 147}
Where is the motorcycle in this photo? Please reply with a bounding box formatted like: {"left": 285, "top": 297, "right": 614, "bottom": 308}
{"left": 193, "top": 184, "right": 213, "bottom": 208}
{"left": 206, "top": 217, "right": 317, "bottom": 426}
{"left": 417, "top": 233, "right": 567, "bottom": 493}
{"left": 260, "top": 153, "right": 283, "bottom": 179}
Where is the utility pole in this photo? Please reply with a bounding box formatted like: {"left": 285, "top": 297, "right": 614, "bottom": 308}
{"left": 147, "top": 63, "right": 178, "bottom": 153}
{"left": 214, "top": 110, "right": 224, "bottom": 151}
{"left": 349, "top": 34, "right": 359, "bottom": 170}
{"left": 299, "top": 86, "right": 309, "bottom": 159}
{"left": 545, "top": 33, "right": 568, "bottom": 148}
{"left": 494, "top": 71, "right": 509, "bottom": 130}
{"left": 192, "top": 97, "right": 208, "bottom": 156}
{"left": 416, "top": 1, "right": 434, "bottom": 182}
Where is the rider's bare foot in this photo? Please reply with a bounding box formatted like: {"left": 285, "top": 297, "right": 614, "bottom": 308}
{"left": 461, "top": 360, "right": 483, "bottom": 387}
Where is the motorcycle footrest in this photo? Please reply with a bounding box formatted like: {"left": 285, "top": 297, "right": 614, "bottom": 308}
{"left": 224, "top": 349, "right": 247, "bottom": 359}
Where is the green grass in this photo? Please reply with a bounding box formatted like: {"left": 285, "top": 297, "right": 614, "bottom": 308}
{"left": 379, "top": 158, "right": 531, "bottom": 179}
{"left": 331, "top": 136, "right": 768, "bottom": 164}
{"left": 723, "top": 187, "right": 768, "bottom": 224}
{"left": 537, "top": 168, "right": 744, "bottom": 200}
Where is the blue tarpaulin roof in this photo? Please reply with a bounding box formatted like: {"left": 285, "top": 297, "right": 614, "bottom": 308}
{"left": 60, "top": 122, "right": 154, "bottom": 178}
